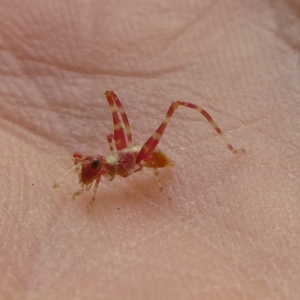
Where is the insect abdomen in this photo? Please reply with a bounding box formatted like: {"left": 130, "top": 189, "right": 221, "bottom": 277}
{"left": 145, "top": 149, "right": 174, "bottom": 168}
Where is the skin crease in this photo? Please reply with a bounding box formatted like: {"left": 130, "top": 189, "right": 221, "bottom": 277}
{"left": 0, "top": 0, "right": 300, "bottom": 299}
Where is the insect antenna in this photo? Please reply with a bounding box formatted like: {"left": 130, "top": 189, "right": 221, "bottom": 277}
{"left": 53, "top": 163, "right": 81, "bottom": 190}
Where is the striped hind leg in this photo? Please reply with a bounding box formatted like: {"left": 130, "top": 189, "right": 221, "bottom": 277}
{"left": 105, "top": 91, "right": 133, "bottom": 150}
{"left": 136, "top": 101, "right": 245, "bottom": 163}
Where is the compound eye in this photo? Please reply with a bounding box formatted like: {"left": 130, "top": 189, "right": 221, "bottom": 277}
{"left": 91, "top": 158, "right": 100, "bottom": 170}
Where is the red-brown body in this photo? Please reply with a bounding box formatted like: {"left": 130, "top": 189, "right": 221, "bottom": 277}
{"left": 74, "top": 146, "right": 173, "bottom": 185}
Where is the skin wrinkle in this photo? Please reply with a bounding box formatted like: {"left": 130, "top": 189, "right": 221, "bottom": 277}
{"left": 5, "top": 52, "right": 191, "bottom": 78}
{"left": 159, "top": 0, "right": 218, "bottom": 50}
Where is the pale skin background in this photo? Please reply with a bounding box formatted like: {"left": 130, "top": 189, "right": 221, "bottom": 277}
{"left": 0, "top": 0, "right": 300, "bottom": 299}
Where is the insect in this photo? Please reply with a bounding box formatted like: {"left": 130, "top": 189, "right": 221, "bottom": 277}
{"left": 54, "top": 91, "right": 245, "bottom": 212}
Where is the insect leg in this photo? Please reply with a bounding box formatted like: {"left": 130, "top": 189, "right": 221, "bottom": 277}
{"left": 147, "top": 156, "right": 163, "bottom": 191}
{"left": 108, "top": 91, "right": 133, "bottom": 147}
{"left": 87, "top": 172, "right": 102, "bottom": 213}
{"left": 127, "top": 155, "right": 163, "bottom": 190}
{"left": 137, "top": 101, "right": 245, "bottom": 163}
{"left": 107, "top": 134, "right": 115, "bottom": 154}
{"left": 72, "top": 182, "right": 85, "bottom": 200}
{"left": 105, "top": 91, "right": 133, "bottom": 150}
